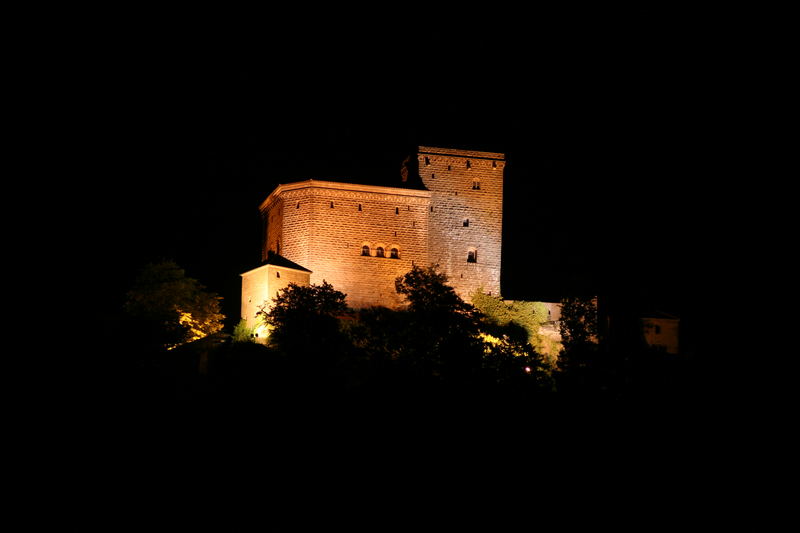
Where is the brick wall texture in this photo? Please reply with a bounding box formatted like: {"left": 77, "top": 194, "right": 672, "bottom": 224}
{"left": 242, "top": 146, "right": 505, "bottom": 318}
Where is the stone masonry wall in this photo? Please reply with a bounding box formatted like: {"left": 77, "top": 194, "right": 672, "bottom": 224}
{"left": 262, "top": 181, "right": 431, "bottom": 309}
{"left": 418, "top": 146, "right": 505, "bottom": 301}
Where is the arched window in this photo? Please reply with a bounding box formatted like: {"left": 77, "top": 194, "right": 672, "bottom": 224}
{"left": 376, "top": 247, "right": 385, "bottom": 258}
{"left": 361, "top": 245, "right": 370, "bottom": 256}
{"left": 390, "top": 247, "right": 399, "bottom": 259}
{"left": 467, "top": 250, "right": 477, "bottom": 263}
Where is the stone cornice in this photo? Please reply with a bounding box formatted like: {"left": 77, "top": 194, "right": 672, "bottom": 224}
{"left": 259, "top": 179, "right": 431, "bottom": 211}
{"left": 418, "top": 146, "right": 505, "bottom": 160}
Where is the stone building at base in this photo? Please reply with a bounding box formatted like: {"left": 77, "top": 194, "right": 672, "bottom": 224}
{"left": 241, "top": 146, "right": 505, "bottom": 327}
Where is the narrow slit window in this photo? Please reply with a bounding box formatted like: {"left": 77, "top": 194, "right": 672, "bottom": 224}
{"left": 466, "top": 160, "right": 471, "bottom": 169}
{"left": 425, "top": 156, "right": 430, "bottom": 166}
{"left": 276, "top": 271, "right": 280, "bottom": 278}
{"left": 330, "top": 201, "right": 334, "bottom": 208}
{"left": 358, "top": 204, "right": 362, "bottom": 211}
{"left": 395, "top": 207, "right": 399, "bottom": 215}
{"left": 296, "top": 202, "right": 300, "bottom": 209}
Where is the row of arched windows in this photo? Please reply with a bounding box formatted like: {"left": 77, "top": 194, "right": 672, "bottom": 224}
{"left": 360, "top": 245, "right": 478, "bottom": 262}
{"left": 362, "top": 245, "right": 400, "bottom": 259}
{"left": 361, "top": 246, "right": 477, "bottom": 262}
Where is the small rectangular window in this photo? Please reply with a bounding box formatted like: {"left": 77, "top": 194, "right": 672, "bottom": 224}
{"left": 330, "top": 201, "right": 334, "bottom": 208}
{"left": 395, "top": 207, "right": 399, "bottom": 215}
{"left": 463, "top": 219, "right": 469, "bottom": 227}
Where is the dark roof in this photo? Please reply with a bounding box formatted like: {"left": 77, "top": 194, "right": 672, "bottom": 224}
{"left": 260, "top": 252, "right": 312, "bottom": 273}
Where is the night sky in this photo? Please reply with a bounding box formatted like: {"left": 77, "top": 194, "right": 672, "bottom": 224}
{"left": 80, "top": 17, "right": 716, "bottom": 343}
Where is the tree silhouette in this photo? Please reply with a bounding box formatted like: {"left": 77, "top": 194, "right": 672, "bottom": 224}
{"left": 257, "top": 281, "right": 356, "bottom": 389}
{"left": 394, "top": 265, "right": 485, "bottom": 384}
{"left": 124, "top": 261, "right": 224, "bottom": 352}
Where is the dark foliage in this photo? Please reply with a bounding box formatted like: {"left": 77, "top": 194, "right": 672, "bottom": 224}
{"left": 109, "top": 266, "right": 702, "bottom": 415}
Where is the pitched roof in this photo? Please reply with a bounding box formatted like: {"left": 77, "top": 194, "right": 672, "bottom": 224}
{"left": 262, "top": 252, "right": 312, "bottom": 272}
{"left": 242, "top": 252, "right": 312, "bottom": 276}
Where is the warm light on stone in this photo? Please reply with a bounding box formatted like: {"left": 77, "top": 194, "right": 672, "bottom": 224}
{"left": 241, "top": 146, "right": 505, "bottom": 322}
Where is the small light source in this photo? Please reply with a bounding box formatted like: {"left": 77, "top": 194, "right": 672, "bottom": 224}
{"left": 524, "top": 366, "right": 532, "bottom": 374}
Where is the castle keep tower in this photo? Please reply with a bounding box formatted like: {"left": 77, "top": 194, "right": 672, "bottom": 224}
{"left": 418, "top": 146, "right": 505, "bottom": 298}
{"left": 241, "top": 146, "right": 505, "bottom": 326}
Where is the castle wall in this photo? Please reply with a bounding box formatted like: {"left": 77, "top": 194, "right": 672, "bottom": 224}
{"left": 262, "top": 181, "right": 431, "bottom": 309}
{"left": 418, "top": 147, "right": 505, "bottom": 301}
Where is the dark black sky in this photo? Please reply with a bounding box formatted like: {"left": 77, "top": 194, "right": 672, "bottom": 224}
{"left": 80, "top": 15, "right": 718, "bottom": 330}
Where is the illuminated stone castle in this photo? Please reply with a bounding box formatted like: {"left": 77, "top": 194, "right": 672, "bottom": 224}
{"left": 241, "top": 146, "right": 505, "bottom": 327}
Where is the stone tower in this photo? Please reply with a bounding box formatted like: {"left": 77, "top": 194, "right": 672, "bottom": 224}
{"left": 417, "top": 146, "right": 505, "bottom": 299}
